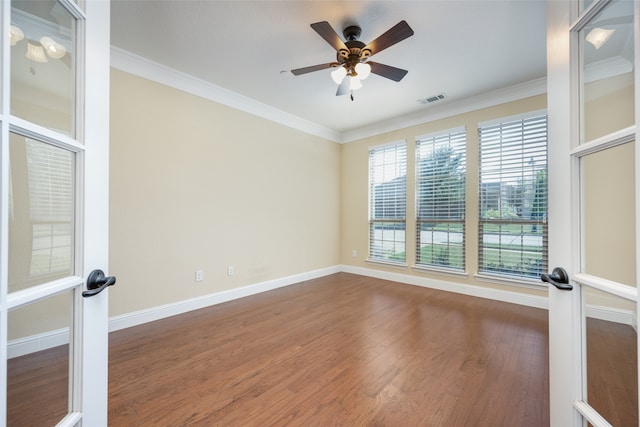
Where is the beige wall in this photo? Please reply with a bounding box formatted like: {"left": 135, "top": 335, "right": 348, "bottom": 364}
{"left": 109, "top": 69, "right": 341, "bottom": 316}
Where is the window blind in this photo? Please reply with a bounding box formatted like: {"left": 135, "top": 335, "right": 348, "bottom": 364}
{"left": 25, "top": 138, "right": 75, "bottom": 277}
{"left": 369, "top": 141, "right": 407, "bottom": 262}
{"left": 415, "top": 127, "right": 466, "bottom": 270}
{"left": 478, "top": 113, "right": 548, "bottom": 279}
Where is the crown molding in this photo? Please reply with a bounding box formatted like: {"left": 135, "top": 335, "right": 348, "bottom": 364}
{"left": 584, "top": 56, "right": 633, "bottom": 83}
{"left": 341, "top": 78, "right": 548, "bottom": 143}
{"left": 111, "top": 46, "right": 548, "bottom": 144}
{"left": 110, "top": 47, "right": 342, "bottom": 143}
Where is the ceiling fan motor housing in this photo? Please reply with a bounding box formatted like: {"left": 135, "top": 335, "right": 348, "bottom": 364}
{"left": 337, "top": 28, "right": 371, "bottom": 76}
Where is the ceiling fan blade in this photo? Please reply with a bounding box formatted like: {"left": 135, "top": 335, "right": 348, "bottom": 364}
{"left": 364, "top": 20, "right": 414, "bottom": 56}
{"left": 290, "top": 63, "right": 334, "bottom": 76}
{"left": 368, "top": 62, "right": 408, "bottom": 82}
{"left": 336, "top": 76, "right": 350, "bottom": 96}
{"left": 311, "top": 21, "right": 348, "bottom": 52}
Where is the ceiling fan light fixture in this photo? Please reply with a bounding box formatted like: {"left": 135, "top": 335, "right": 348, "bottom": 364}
{"left": 26, "top": 41, "right": 48, "bottom": 63}
{"left": 10, "top": 25, "right": 24, "bottom": 46}
{"left": 40, "top": 36, "right": 67, "bottom": 59}
{"left": 349, "top": 76, "right": 363, "bottom": 91}
{"left": 331, "top": 66, "right": 347, "bottom": 84}
{"left": 586, "top": 27, "right": 615, "bottom": 49}
{"left": 355, "top": 62, "right": 371, "bottom": 80}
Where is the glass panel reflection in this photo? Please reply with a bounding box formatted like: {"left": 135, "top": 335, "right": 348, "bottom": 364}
{"left": 586, "top": 290, "right": 638, "bottom": 426}
{"left": 9, "top": 133, "right": 75, "bottom": 293}
{"left": 11, "top": 0, "right": 75, "bottom": 136}
{"left": 7, "top": 291, "right": 73, "bottom": 425}
{"left": 580, "top": 0, "right": 634, "bottom": 143}
{"left": 582, "top": 142, "right": 635, "bottom": 285}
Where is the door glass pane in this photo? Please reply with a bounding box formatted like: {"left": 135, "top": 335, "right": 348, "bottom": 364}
{"left": 9, "top": 133, "right": 75, "bottom": 293}
{"left": 7, "top": 291, "right": 73, "bottom": 425}
{"left": 580, "top": 0, "right": 634, "bottom": 143}
{"left": 582, "top": 142, "right": 635, "bottom": 285}
{"left": 585, "top": 291, "right": 638, "bottom": 425}
{"left": 11, "top": 0, "right": 76, "bottom": 136}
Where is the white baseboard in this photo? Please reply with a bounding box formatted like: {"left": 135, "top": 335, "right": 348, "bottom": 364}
{"left": 585, "top": 304, "right": 637, "bottom": 327}
{"left": 340, "top": 264, "right": 549, "bottom": 309}
{"left": 108, "top": 265, "right": 340, "bottom": 333}
{"left": 8, "top": 264, "right": 636, "bottom": 358}
{"left": 8, "top": 266, "right": 339, "bottom": 358}
{"left": 341, "top": 264, "right": 637, "bottom": 326}
{"left": 8, "top": 327, "right": 69, "bottom": 359}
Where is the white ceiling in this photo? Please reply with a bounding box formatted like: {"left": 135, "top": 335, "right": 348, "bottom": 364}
{"left": 110, "top": 1, "right": 547, "bottom": 138}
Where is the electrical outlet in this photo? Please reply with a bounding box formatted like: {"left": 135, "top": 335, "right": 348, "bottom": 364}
{"left": 195, "top": 270, "right": 204, "bottom": 282}
{"left": 227, "top": 265, "right": 234, "bottom": 276}
{"left": 352, "top": 249, "right": 357, "bottom": 258}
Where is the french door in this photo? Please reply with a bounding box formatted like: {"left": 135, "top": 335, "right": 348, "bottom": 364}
{"left": 547, "top": 0, "right": 639, "bottom": 425}
{"left": 0, "top": 1, "right": 111, "bottom": 426}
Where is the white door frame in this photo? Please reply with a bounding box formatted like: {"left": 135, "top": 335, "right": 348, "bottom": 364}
{"left": 81, "top": 1, "right": 111, "bottom": 424}
{"left": 0, "top": 1, "right": 111, "bottom": 426}
{"left": 547, "top": 0, "right": 639, "bottom": 425}
{"left": 547, "top": 3, "right": 579, "bottom": 423}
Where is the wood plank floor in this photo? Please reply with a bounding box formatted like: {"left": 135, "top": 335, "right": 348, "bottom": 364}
{"left": 107, "top": 273, "right": 550, "bottom": 426}
{"left": 587, "top": 317, "right": 638, "bottom": 426}
{"left": 6, "top": 273, "right": 637, "bottom": 425}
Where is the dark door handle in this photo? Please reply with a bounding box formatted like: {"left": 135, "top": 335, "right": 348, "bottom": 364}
{"left": 541, "top": 267, "right": 572, "bottom": 291}
{"left": 82, "top": 269, "right": 116, "bottom": 297}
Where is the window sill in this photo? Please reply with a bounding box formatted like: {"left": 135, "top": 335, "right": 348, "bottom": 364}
{"left": 474, "top": 272, "right": 546, "bottom": 290}
{"left": 412, "top": 265, "right": 469, "bottom": 279}
{"left": 365, "top": 259, "right": 408, "bottom": 269}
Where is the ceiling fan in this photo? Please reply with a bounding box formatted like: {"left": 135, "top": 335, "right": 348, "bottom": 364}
{"left": 291, "top": 20, "right": 414, "bottom": 98}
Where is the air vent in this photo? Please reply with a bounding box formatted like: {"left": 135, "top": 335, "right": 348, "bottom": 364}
{"left": 418, "top": 93, "right": 446, "bottom": 105}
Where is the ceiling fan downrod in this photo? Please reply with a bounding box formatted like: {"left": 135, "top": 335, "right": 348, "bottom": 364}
{"left": 342, "top": 25, "right": 361, "bottom": 41}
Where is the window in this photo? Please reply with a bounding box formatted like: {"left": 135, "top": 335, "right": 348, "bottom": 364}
{"left": 478, "top": 112, "right": 548, "bottom": 279}
{"left": 415, "top": 127, "right": 466, "bottom": 270}
{"left": 368, "top": 141, "right": 407, "bottom": 263}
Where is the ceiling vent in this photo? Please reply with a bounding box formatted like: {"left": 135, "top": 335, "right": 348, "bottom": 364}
{"left": 418, "top": 93, "right": 446, "bottom": 105}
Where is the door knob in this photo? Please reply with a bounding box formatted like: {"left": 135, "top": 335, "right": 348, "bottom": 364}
{"left": 82, "top": 269, "right": 116, "bottom": 297}
{"left": 541, "top": 267, "right": 572, "bottom": 291}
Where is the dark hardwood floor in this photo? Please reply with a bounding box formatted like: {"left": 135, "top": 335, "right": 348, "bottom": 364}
{"left": 587, "top": 317, "right": 638, "bottom": 426}
{"left": 6, "top": 273, "right": 637, "bottom": 426}
{"left": 107, "top": 273, "right": 550, "bottom": 426}
{"left": 7, "top": 344, "right": 68, "bottom": 426}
